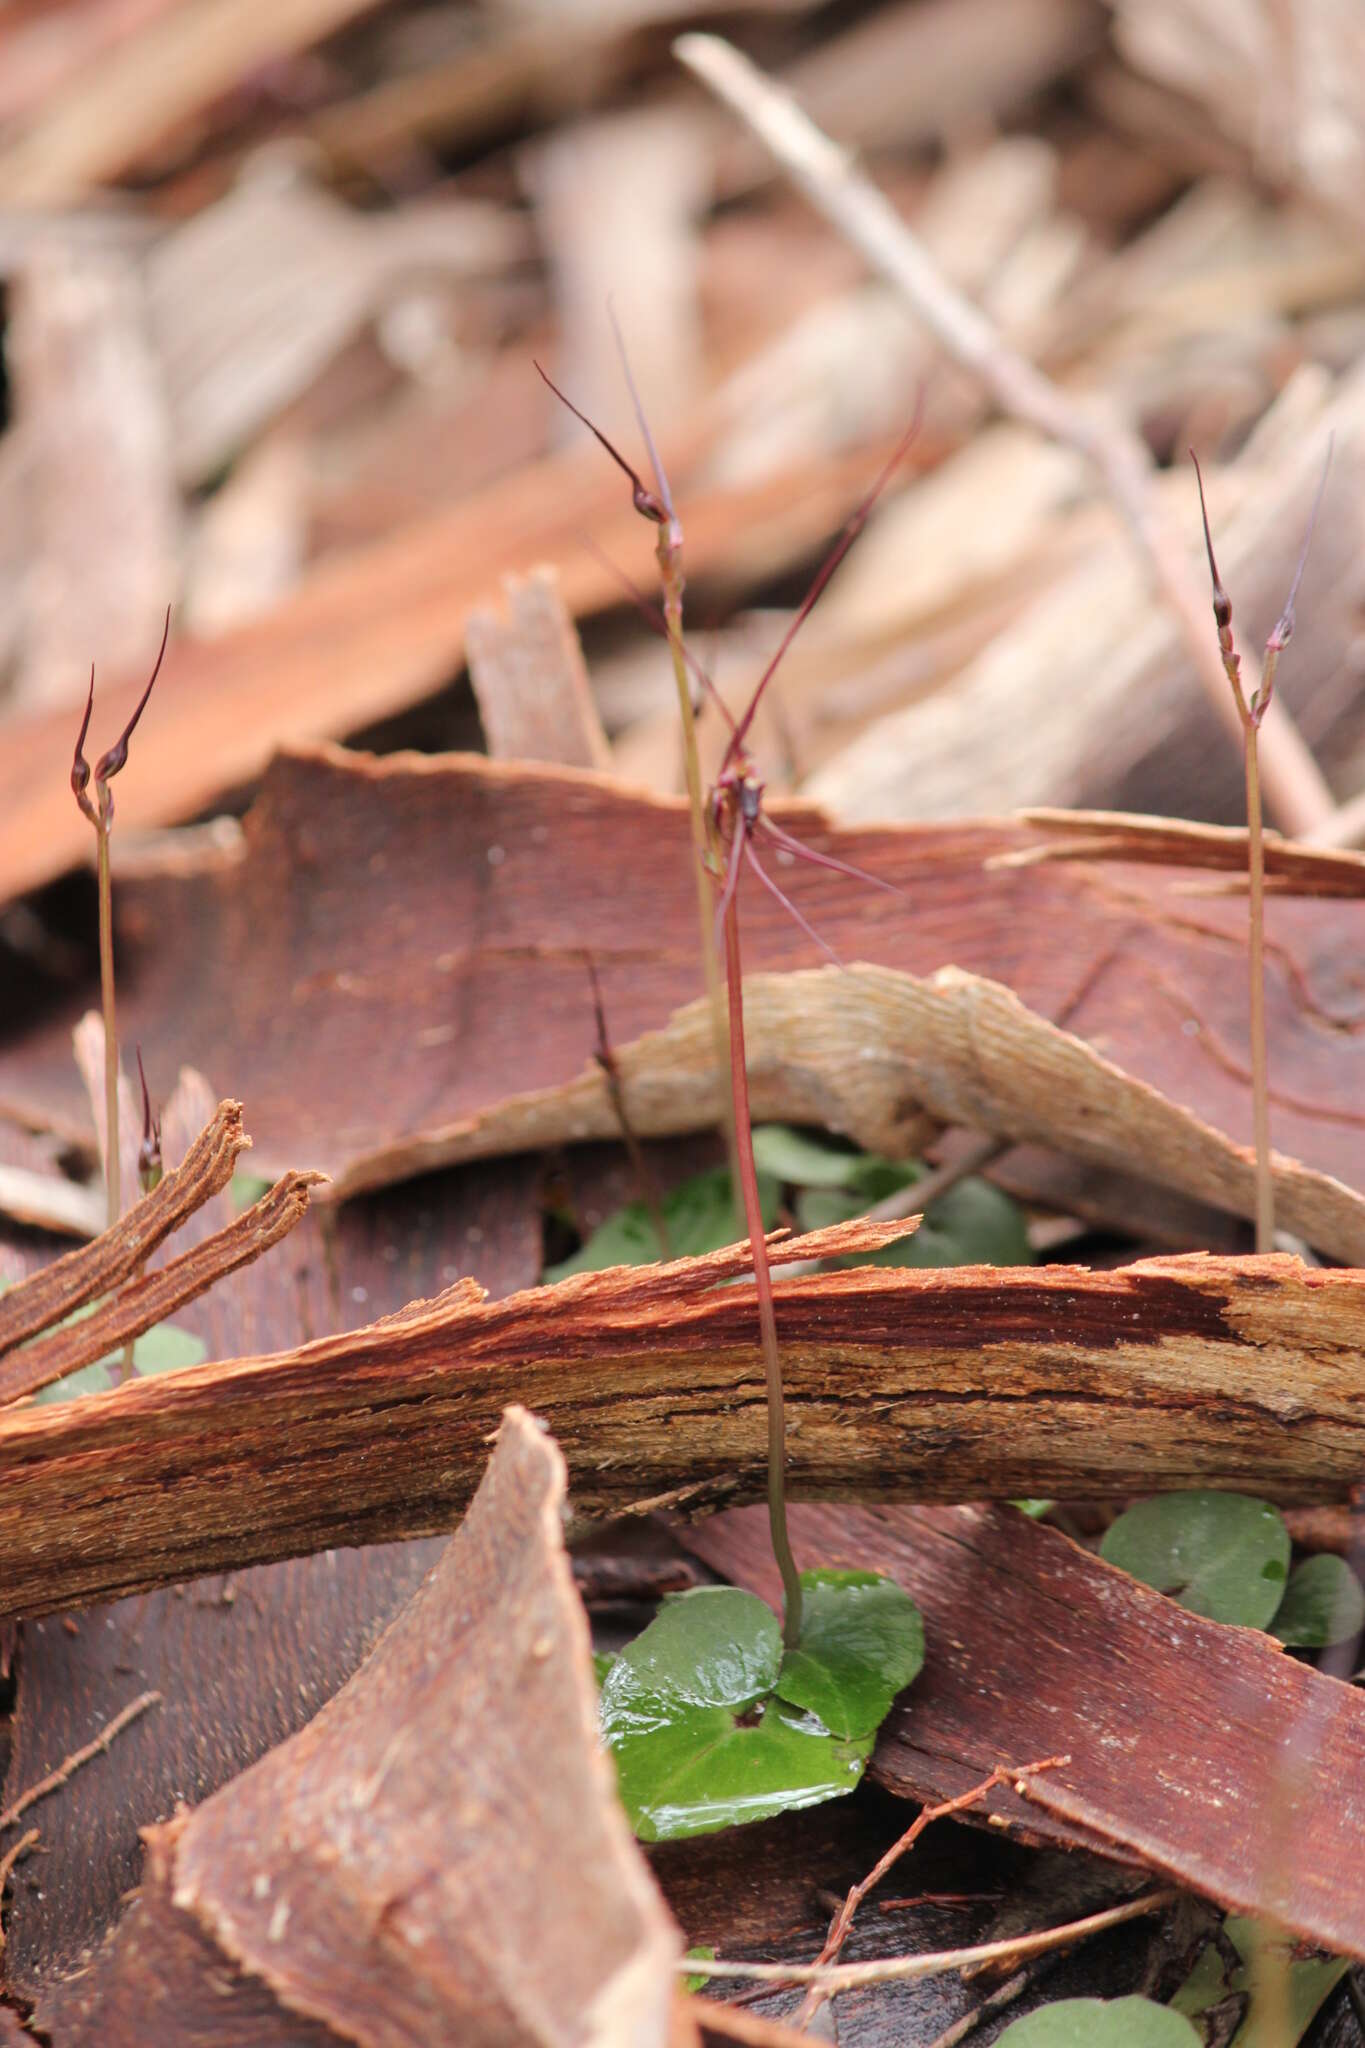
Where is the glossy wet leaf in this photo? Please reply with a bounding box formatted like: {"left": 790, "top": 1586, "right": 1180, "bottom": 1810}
{"left": 775, "top": 1569, "right": 924, "bottom": 1740}
{"left": 798, "top": 1169, "right": 1033, "bottom": 1269}
{"left": 995, "top": 1997, "right": 1201, "bottom": 2046}
{"left": 1099, "top": 1492, "right": 1289, "bottom": 1629}
{"left": 600, "top": 1586, "right": 870, "bottom": 1843}
{"left": 545, "top": 1165, "right": 779, "bottom": 1281}
{"left": 1271, "top": 1553, "right": 1365, "bottom": 1647}
{"left": 750, "top": 1124, "right": 869, "bottom": 1189}
{"left": 33, "top": 1320, "right": 207, "bottom": 1404}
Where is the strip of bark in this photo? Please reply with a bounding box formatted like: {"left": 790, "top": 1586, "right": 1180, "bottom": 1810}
{"left": 1012, "top": 808, "right": 1365, "bottom": 894}
{"left": 3, "top": 1239, "right": 1365, "bottom": 1619}
{"left": 447, "top": 963, "right": 1365, "bottom": 1265}
{"left": 0, "top": 1100, "right": 247, "bottom": 1355}
{"left": 0, "top": 1169, "right": 324, "bottom": 1405}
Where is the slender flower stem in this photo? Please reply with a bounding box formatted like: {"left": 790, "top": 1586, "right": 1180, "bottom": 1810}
{"left": 95, "top": 811, "right": 120, "bottom": 1234}
{"left": 1244, "top": 727, "right": 1273, "bottom": 1253}
{"left": 723, "top": 890, "right": 802, "bottom": 1648}
{"left": 659, "top": 530, "right": 740, "bottom": 1194}
{"left": 97, "top": 798, "right": 135, "bottom": 1383}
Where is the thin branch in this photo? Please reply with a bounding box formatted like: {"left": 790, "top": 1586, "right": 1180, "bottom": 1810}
{"left": 0, "top": 1690, "right": 161, "bottom": 1832}
{"left": 0, "top": 1826, "right": 39, "bottom": 1938}
{"left": 673, "top": 33, "right": 1332, "bottom": 840}
{"left": 679, "top": 1888, "right": 1180, "bottom": 1993}
{"left": 796, "top": 1757, "right": 1067, "bottom": 2028}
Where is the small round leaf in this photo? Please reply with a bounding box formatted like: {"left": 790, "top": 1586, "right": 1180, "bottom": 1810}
{"left": 1271, "top": 1553, "right": 1365, "bottom": 1648}
{"left": 1099, "top": 1492, "right": 1289, "bottom": 1629}
{"left": 995, "top": 1996, "right": 1202, "bottom": 2046}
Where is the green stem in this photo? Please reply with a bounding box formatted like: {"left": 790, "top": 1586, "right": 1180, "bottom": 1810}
{"left": 723, "top": 890, "right": 802, "bottom": 1649}
{"left": 1245, "top": 726, "right": 1274, "bottom": 1254}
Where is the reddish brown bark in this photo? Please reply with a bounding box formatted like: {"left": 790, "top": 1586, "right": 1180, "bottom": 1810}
{"left": 682, "top": 1498, "right": 1365, "bottom": 1962}
{"left": 3, "top": 1238, "right": 1365, "bottom": 1621}
{"left": 5, "top": 750, "right": 1365, "bottom": 1206}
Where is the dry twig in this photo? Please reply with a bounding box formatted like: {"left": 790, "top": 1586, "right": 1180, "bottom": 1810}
{"left": 0, "top": 1099, "right": 248, "bottom": 1356}
{"left": 0, "top": 1691, "right": 161, "bottom": 1833}
{"left": 795, "top": 1757, "right": 1067, "bottom": 2028}
{"left": 680, "top": 1888, "right": 1180, "bottom": 1994}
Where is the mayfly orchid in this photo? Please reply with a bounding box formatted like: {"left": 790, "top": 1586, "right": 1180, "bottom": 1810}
{"left": 70, "top": 607, "right": 172, "bottom": 1268}
{"left": 1191, "top": 442, "right": 1331, "bottom": 1256}
{"left": 540, "top": 336, "right": 920, "bottom": 1647}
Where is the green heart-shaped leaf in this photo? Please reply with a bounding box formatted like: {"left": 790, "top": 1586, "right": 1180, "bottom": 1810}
{"left": 1100, "top": 1493, "right": 1289, "bottom": 1628}
{"left": 797, "top": 1172, "right": 1032, "bottom": 1269}
{"left": 776, "top": 1569, "right": 925, "bottom": 1739}
{"left": 545, "top": 1165, "right": 779, "bottom": 1281}
{"left": 1271, "top": 1553, "right": 1365, "bottom": 1648}
{"left": 600, "top": 1587, "right": 869, "bottom": 1842}
{"left": 750, "top": 1125, "right": 870, "bottom": 1189}
{"left": 995, "top": 1997, "right": 1201, "bottom": 2046}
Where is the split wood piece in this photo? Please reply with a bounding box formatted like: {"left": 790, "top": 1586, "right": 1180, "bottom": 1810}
{"left": 674, "top": 32, "right": 1333, "bottom": 839}
{"left": 0, "top": 428, "right": 912, "bottom": 907}
{"left": 0, "top": 1167, "right": 324, "bottom": 1406}
{"left": 1106, "top": 0, "right": 1365, "bottom": 238}
{"left": 8, "top": 1238, "right": 1365, "bottom": 1619}
{"left": 466, "top": 567, "right": 611, "bottom": 772}
{"left": 1012, "top": 809, "right": 1365, "bottom": 896}
{"left": 146, "top": 164, "right": 527, "bottom": 489}
{"left": 680, "top": 1500, "right": 1365, "bottom": 1963}
{"left": 47, "top": 1410, "right": 678, "bottom": 2048}
{"left": 0, "top": 1099, "right": 246, "bottom": 1356}
{"left": 3, "top": 1135, "right": 541, "bottom": 2021}
{"left": 436, "top": 964, "right": 1365, "bottom": 1266}
{"left": 7, "top": 749, "right": 1365, "bottom": 1204}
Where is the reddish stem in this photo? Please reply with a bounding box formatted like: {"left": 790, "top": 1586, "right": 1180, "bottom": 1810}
{"left": 722, "top": 889, "right": 802, "bottom": 1647}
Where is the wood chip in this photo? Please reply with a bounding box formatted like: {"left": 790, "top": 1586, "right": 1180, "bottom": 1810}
{"left": 0, "top": 1098, "right": 246, "bottom": 1356}
{"left": 466, "top": 567, "right": 611, "bottom": 771}
{"left": 49, "top": 1410, "right": 679, "bottom": 2047}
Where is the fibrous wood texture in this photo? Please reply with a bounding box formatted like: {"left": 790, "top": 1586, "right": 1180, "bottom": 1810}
{"left": 2, "top": 1107, "right": 542, "bottom": 2026}
{"left": 5, "top": 1237, "right": 1365, "bottom": 1621}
